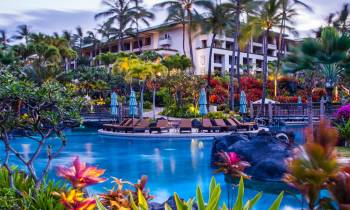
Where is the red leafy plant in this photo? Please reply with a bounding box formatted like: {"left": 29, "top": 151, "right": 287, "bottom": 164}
{"left": 100, "top": 175, "right": 153, "bottom": 210}
{"left": 55, "top": 156, "right": 107, "bottom": 210}
{"left": 214, "top": 151, "right": 251, "bottom": 179}
{"left": 283, "top": 120, "right": 340, "bottom": 210}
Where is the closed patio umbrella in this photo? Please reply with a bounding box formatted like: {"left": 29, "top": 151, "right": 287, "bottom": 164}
{"left": 199, "top": 88, "right": 208, "bottom": 116}
{"left": 297, "top": 96, "right": 302, "bottom": 104}
{"left": 129, "top": 90, "right": 137, "bottom": 117}
{"left": 240, "top": 91, "right": 247, "bottom": 114}
{"left": 110, "top": 92, "right": 118, "bottom": 116}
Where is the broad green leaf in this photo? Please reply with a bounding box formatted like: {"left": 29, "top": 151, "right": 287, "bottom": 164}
{"left": 94, "top": 196, "right": 107, "bottom": 210}
{"left": 222, "top": 203, "right": 228, "bottom": 210}
{"left": 233, "top": 177, "right": 244, "bottom": 210}
{"left": 130, "top": 192, "right": 139, "bottom": 210}
{"left": 196, "top": 186, "right": 205, "bottom": 210}
{"left": 164, "top": 203, "right": 173, "bottom": 210}
{"left": 206, "top": 184, "right": 221, "bottom": 210}
{"left": 268, "top": 191, "right": 284, "bottom": 210}
{"left": 174, "top": 192, "right": 186, "bottom": 210}
{"left": 209, "top": 177, "right": 217, "bottom": 198}
{"left": 138, "top": 190, "right": 149, "bottom": 210}
{"left": 244, "top": 192, "right": 263, "bottom": 210}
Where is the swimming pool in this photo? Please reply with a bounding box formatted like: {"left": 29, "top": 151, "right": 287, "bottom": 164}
{"left": 3, "top": 127, "right": 305, "bottom": 209}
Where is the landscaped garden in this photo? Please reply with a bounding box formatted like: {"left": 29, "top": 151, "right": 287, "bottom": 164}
{"left": 1, "top": 0, "right": 350, "bottom": 209}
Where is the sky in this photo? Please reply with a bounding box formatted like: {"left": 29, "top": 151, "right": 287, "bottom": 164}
{"left": 0, "top": 0, "right": 348, "bottom": 39}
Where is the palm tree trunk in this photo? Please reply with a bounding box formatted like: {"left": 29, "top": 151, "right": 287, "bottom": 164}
{"left": 276, "top": 15, "right": 286, "bottom": 97}
{"left": 187, "top": 11, "right": 195, "bottom": 74}
{"left": 235, "top": 0, "right": 241, "bottom": 94}
{"left": 140, "top": 81, "right": 144, "bottom": 119}
{"left": 207, "top": 33, "right": 217, "bottom": 107}
{"left": 182, "top": 22, "right": 187, "bottom": 55}
{"left": 153, "top": 86, "right": 156, "bottom": 120}
{"left": 256, "top": 29, "right": 269, "bottom": 118}
{"left": 246, "top": 38, "right": 251, "bottom": 74}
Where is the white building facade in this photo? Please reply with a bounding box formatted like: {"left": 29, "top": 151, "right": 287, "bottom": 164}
{"left": 82, "top": 23, "right": 296, "bottom": 75}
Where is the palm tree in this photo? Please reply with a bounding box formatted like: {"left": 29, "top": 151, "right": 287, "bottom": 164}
{"left": 0, "top": 30, "right": 10, "bottom": 49}
{"left": 74, "top": 26, "right": 84, "bottom": 58}
{"left": 333, "top": 4, "right": 349, "bottom": 33}
{"left": 243, "top": 0, "right": 282, "bottom": 117}
{"left": 284, "top": 27, "right": 350, "bottom": 124}
{"left": 12, "top": 25, "right": 31, "bottom": 44}
{"left": 321, "top": 64, "right": 344, "bottom": 102}
{"left": 86, "top": 30, "right": 101, "bottom": 62}
{"left": 155, "top": 0, "right": 209, "bottom": 72}
{"left": 199, "top": 2, "right": 233, "bottom": 105}
{"left": 163, "top": 6, "right": 187, "bottom": 55}
{"left": 275, "top": 0, "right": 311, "bottom": 97}
{"left": 223, "top": 0, "right": 260, "bottom": 110}
{"left": 95, "top": 0, "right": 134, "bottom": 52}
{"left": 129, "top": 2, "right": 154, "bottom": 52}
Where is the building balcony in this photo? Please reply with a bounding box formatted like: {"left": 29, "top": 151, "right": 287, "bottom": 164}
{"left": 159, "top": 37, "right": 171, "bottom": 46}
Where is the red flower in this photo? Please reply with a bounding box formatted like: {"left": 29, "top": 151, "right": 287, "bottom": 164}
{"left": 215, "top": 151, "right": 251, "bottom": 179}
{"left": 57, "top": 157, "right": 106, "bottom": 188}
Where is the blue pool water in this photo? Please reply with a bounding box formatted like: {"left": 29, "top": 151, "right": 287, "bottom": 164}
{"left": 2, "top": 127, "right": 306, "bottom": 210}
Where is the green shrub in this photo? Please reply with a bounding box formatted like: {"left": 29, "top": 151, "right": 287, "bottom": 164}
{"left": 336, "top": 120, "right": 350, "bottom": 146}
{"left": 206, "top": 111, "right": 227, "bottom": 119}
{"left": 0, "top": 188, "right": 22, "bottom": 210}
{"left": 161, "top": 104, "right": 198, "bottom": 118}
{"left": 143, "top": 101, "right": 152, "bottom": 110}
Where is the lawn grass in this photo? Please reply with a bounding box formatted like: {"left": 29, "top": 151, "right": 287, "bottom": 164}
{"left": 337, "top": 146, "right": 350, "bottom": 157}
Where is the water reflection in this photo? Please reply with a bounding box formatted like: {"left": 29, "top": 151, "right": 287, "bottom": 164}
{"left": 154, "top": 148, "right": 164, "bottom": 174}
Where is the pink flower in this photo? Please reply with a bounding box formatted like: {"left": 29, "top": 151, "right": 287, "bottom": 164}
{"left": 57, "top": 156, "right": 106, "bottom": 188}
{"left": 226, "top": 152, "right": 240, "bottom": 165}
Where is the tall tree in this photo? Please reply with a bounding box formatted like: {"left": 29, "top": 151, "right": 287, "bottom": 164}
{"left": 199, "top": 2, "right": 233, "bottom": 105}
{"left": 275, "top": 0, "right": 311, "bottom": 97}
{"left": 155, "top": 0, "right": 209, "bottom": 73}
{"left": 223, "top": 0, "right": 260, "bottom": 110}
{"left": 129, "top": 1, "right": 154, "bottom": 52}
{"left": 243, "top": 0, "right": 282, "bottom": 117}
{"left": 95, "top": 0, "right": 134, "bottom": 52}
{"left": 86, "top": 30, "right": 101, "bottom": 63}
{"left": 12, "top": 25, "right": 31, "bottom": 44}
{"left": 0, "top": 30, "right": 10, "bottom": 49}
{"left": 74, "top": 26, "right": 84, "bottom": 59}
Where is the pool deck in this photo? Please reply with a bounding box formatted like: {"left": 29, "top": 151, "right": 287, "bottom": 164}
{"left": 97, "top": 127, "right": 269, "bottom": 138}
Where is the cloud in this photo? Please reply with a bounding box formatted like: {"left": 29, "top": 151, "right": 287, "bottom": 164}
{"left": 0, "top": 9, "right": 99, "bottom": 35}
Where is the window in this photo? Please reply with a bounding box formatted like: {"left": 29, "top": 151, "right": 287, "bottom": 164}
{"left": 123, "top": 42, "right": 130, "bottom": 51}
{"left": 256, "top": 59, "right": 263, "bottom": 68}
{"left": 228, "top": 56, "right": 239, "bottom": 65}
{"left": 267, "top": 49, "right": 275, "bottom": 56}
{"left": 201, "top": 40, "right": 207, "bottom": 48}
{"left": 214, "top": 40, "right": 221, "bottom": 48}
{"left": 133, "top": 40, "right": 143, "bottom": 49}
{"left": 145, "top": 37, "right": 151, "bottom": 46}
{"left": 226, "top": 41, "right": 233, "bottom": 50}
{"left": 111, "top": 45, "right": 118, "bottom": 52}
{"left": 214, "top": 54, "right": 223, "bottom": 64}
{"left": 101, "top": 47, "right": 109, "bottom": 53}
{"left": 164, "top": 33, "right": 170, "bottom": 39}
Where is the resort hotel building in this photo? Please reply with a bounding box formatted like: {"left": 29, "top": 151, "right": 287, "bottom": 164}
{"left": 82, "top": 22, "right": 298, "bottom": 75}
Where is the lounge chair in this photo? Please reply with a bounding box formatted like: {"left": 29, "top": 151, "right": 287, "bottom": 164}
{"left": 179, "top": 119, "right": 192, "bottom": 133}
{"left": 226, "top": 118, "right": 238, "bottom": 131}
{"left": 214, "top": 119, "right": 234, "bottom": 132}
{"left": 149, "top": 120, "right": 171, "bottom": 133}
{"left": 103, "top": 119, "right": 131, "bottom": 132}
{"left": 200, "top": 119, "right": 220, "bottom": 133}
{"left": 133, "top": 119, "right": 150, "bottom": 133}
{"left": 123, "top": 119, "right": 141, "bottom": 133}
{"left": 231, "top": 118, "right": 257, "bottom": 131}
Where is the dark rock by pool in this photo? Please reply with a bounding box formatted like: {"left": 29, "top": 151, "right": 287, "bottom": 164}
{"left": 211, "top": 131, "right": 295, "bottom": 182}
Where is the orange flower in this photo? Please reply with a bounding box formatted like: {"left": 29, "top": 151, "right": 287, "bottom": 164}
{"left": 55, "top": 189, "right": 96, "bottom": 210}
{"left": 57, "top": 156, "right": 106, "bottom": 188}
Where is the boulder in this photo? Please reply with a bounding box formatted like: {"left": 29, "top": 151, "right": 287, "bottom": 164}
{"left": 211, "top": 131, "right": 294, "bottom": 181}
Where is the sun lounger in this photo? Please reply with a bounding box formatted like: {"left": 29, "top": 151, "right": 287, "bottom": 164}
{"left": 149, "top": 120, "right": 171, "bottom": 133}
{"left": 226, "top": 118, "right": 238, "bottom": 131}
{"left": 179, "top": 119, "right": 192, "bottom": 133}
{"left": 214, "top": 119, "right": 233, "bottom": 132}
{"left": 200, "top": 119, "right": 220, "bottom": 133}
{"left": 231, "top": 118, "right": 257, "bottom": 131}
{"left": 123, "top": 119, "right": 141, "bottom": 133}
{"left": 103, "top": 119, "right": 131, "bottom": 132}
{"left": 133, "top": 119, "right": 150, "bottom": 133}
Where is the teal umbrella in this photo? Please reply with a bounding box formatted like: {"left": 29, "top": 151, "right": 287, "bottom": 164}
{"left": 111, "top": 92, "right": 118, "bottom": 116}
{"left": 297, "top": 96, "right": 302, "bottom": 104}
{"left": 129, "top": 90, "right": 137, "bottom": 116}
{"left": 199, "top": 88, "right": 208, "bottom": 116}
{"left": 239, "top": 91, "right": 247, "bottom": 114}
